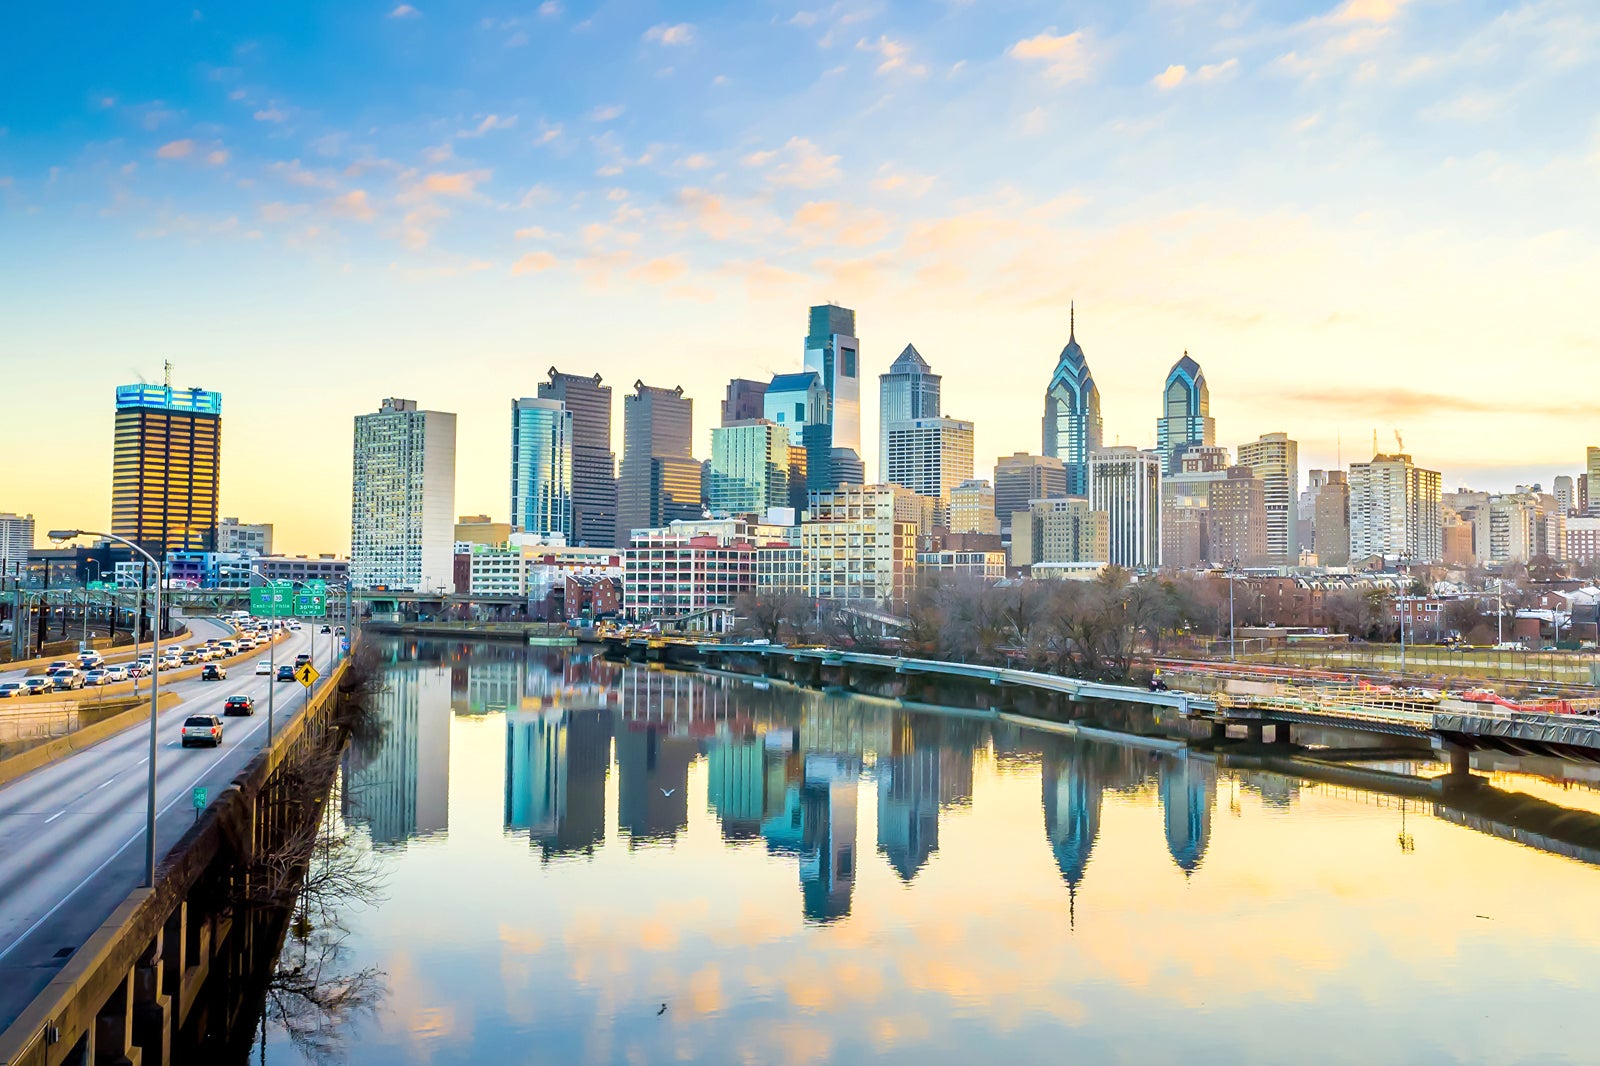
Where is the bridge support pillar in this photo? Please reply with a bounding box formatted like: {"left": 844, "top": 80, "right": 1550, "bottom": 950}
{"left": 1274, "top": 722, "right": 1293, "bottom": 745}
{"left": 1210, "top": 720, "right": 1227, "bottom": 741}
{"left": 92, "top": 967, "right": 138, "bottom": 1066}
{"left": 132, "top": 931, "right": 172, "bottom": 1066}
{"left": 1246, "top": 721, "right": 1264, "bottom": 745}
{"left": 1443, "top": 744, "right": 1477, "bottom": 782}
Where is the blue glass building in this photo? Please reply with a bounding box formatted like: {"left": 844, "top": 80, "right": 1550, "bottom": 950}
{"left": 1041, "top": 307, "right": 1103, "bottom": 496}
{"left": 1155, "top": 352, "right": 1215, "bottom": 474}
{"left": 510, "top": 397, "right": 574, "bottom": 539}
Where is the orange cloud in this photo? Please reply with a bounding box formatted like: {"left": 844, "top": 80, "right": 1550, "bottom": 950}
{"left": 1008, "top": 30, "right": 1095, "bottom": 85}
{"left": 510, "top": 251, "right": 558, "bottom": 275}
{"left": 155, "top": 139, "right": 195, "bottom": 159}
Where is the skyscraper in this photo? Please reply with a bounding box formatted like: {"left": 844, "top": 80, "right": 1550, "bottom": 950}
{"left": 994, "top": 453, "right": 1068, "bottom": 536}
{"left": 1314, "top": 470, "right": 1351, "bottom": 566}
{"left": 879, "top": 344, "right": 941, "bottom": 483}
{"left": 538, "top": 369, "right": 617, "bottom": 548}
{"left": 1348, "top": 453, "right": 1443, "bottom": 563}
{"left": 883, "top": 417, "right": 974, "bottom": 519}
{"left": 804, "top": 303, "right": 861, "bottom": 480}
{"left": 1088, "top": 447, "right": 1162, "bottom": 570}
{"left": 1155, "top": 353, "right": 1215, "bottom": 475}
{"left": 1588, "top": 448, "right": 1600, "bottom": 517}
{"left": 708, "top": 420, "right": 792, "bottom": 516}
{"left": 618, "top": 381, "right": 701, "bottom": 541}
{"left": 351, "top": 398, "right": 457, "bottom": 592}
{"left": 0, "top": 514, "right": 35, "bottom": 570}
{"left": 1235, "top": 432, "right": 1298, "bottom": 564}
{"left": 510, "top": 397, "right": 574, "bottom": 540}
{"left": 1207, "top": 466, "right": 1268, "bottom": 568}
{"left": 764, "top": 371, "right": 834, "bottom": 495}
{"left": 948, "top": 479, "right": 1000, "bottom": 536}
{"left": 111, "top": 383, "right": 221, "bottom": 557}
{"left": 721, "top": 378, "right": 769, "bottom": 426}
{"left": 1042, "top": 307, "right": 1103, "bottom": 496}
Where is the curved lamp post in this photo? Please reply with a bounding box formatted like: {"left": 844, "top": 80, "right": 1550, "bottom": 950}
{"left": 49, "top": 530, "right": 161, "bottom": 888}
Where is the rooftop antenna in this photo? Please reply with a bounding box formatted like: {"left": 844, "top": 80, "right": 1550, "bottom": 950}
{"left": 164, "top": 360, "right": 172, "bottom": 388}
{"left": 1337, "top": 431, "right": 1342, "bottom": 469}
{"left": 1394, "top": 429, "right": 1404, "bottom": 454}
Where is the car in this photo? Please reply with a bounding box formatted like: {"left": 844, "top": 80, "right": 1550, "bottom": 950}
{"left": 103, "top": 665, "right": 129, "bottom": 683}
{"left": 276, "top": 665, "right": 295, "bottom": 682}
{"left": 218, "top": 640, "right": 238, "bottom": 654}
{"left": 294, "top": 653, "right": 312, "bottom": 667}
{"left": 288, "top": 621, "right": 302, "bottom": 632}
{"left": 159, "top": 657, "right": 180, "bottom": 671}
{"left": 335, "top": 626, "right": 346, "bottom": 635}
{"left": 48, "top": 668, "right": 85, "bottom": 690}
{"left": 255, "top": 660, "right": 272, "bottom": 675}
{"left": 201, "top": 664, "right": 227, "bottom": 681}
{"left": 20, "top": 677, "right": 54, "bottom": 695}
{"left": 77, "top": 652, "right": 105, "bottom": 670}
{"left": 46, "top": 660, "right": 75, "bottom": 674}
{"left": 223, "top": 694, "right": 255, "bottom": 716}
{"left": 179, "top": 650, "right": 200, "bottom": 666}
{"left": 180, "top": 714, "right": 224, "bottom": 747}
{"left": 0, "top": 682, "right": 26, "bottom": 698}
{"left": 319, "top": 625, "right": 331, "bottom": 634}
{"left": 82, "top": 669, "right": 109, "bottom": 686}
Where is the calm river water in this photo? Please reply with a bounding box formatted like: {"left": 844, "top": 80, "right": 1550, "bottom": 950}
{"left": 258, "top": 639, "right": 1600, "bottom": 1064}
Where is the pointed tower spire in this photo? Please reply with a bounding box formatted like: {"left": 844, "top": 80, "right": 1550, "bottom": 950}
{"left": 1069, "top": 301, "right": 1075, "bottom": 341}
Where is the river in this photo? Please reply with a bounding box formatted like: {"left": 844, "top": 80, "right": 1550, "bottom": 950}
{"left": 251, "top": 638, "right": 1600, "bottom": 1064}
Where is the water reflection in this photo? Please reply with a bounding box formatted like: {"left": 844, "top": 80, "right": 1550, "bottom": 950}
{"left": 259, "top": 639, "right": 1600, "bottom": 1065}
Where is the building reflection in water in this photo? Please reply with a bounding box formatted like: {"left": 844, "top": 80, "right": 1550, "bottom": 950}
{"left": 1159, "top": 754, "right": 1217, "bottom": 875}
{"left": 343, "top": 664, "right": 451, "bottom": 847}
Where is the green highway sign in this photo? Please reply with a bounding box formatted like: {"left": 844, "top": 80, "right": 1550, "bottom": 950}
{"left": 249, "top": 580, "right": 328, "bottom": 617}
{"left": 192, "top": 786, "right": 207, "bottom": 810}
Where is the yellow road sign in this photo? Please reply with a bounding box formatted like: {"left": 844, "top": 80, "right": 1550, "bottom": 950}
{"left": 293, "top": 662, "right": 319, "bottom": 688}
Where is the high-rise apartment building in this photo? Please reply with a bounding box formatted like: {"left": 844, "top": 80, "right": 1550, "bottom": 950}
{"left": 994, "top": 453, "right": 1068, "bottom": 536}
{"left": 538, "top": 369, "right": 617, "bottom": 548}
{"left": 1554, "top": 475, "right": 1576, "bottom": 515}
{"left": 618, "top": 382, "right": 701, "bottom": 542}
{"left": 1088, "top": 447, "right": 1162, "bottom": 570}
{"left": 1471, "top": 494, "right": 1565, "bottom": 565}
{"left": 1313, "top": 471, "right": 1351, "bottom": 566}
{"left": 511, "top": 397, "right": 574, "bottom": 540}
{"left": 1155, "top": 353, "right": 1215, "bottom": 475}
{"left": 215, "top": 517, "right": 273, "bottom": 556}
{"left": 948, "top": 479, "right": 1000, "bottom": 536}
{"left": 1010, "top": 497, "right": 1109, "bottom": 570}
{"left": 801, "top": 484, "right": 919, "bottom": 606}
{"left": 111, "top": 383, "right": 221, "bottom": 557}
{"left": 1348, "top": 453, "right": 1443, "bottom": 563}
{"left": 1207, "top": 467, "right": 1268, "bottom": 568}
{"left": 721, "top": 379, "right": 769, "bottom": 426}
{"left": 879, "top": 344, "right": 941, "bottom": 482}
{"left": 804, "top": 303, "right": 862, "bottom": 481}
{"left": 883, "top": 417, "right": 974, "bottom": 520}
{"left": 709, "top": 420, "right": 792, "bottom": 516}
{"left": 0, "top": 513, "right": 36, "bottom": 569}
{"left": 1235, "top": 432, "right": 1298, "bottom": 564}
{"left": 1588, "top": 448, "right": 1600, "bottom": 516}
{"left": 1042, "top": 308, "right": 1103, "bottom": 497}
{"left": 351, "top": 397, "right": 457, "bottom": 592}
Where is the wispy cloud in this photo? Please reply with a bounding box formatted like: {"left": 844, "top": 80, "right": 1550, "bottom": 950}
{"left": 253, "top": 107, "right": 287, "bottom": 123}
{"left": 1008, "top": 29, "right": 1094, "bottom": 85}
{"left": 741, "top": 137, "right": 839, "bottom": 188}
{"left": 1154, "top": 58, "right": 1238, "bottom": 89}
{"left": 459, "top": 113, "right": 517, "bottom": 138}
{"left": 856, "top": 36, "right": 927, "bottom": 76}
{"left": 388, "top": 4, "right": 420, "bottom": 19}
{"left": 589, "top": 104, "right": 624, "bottom": 122}
{"left": 329, "top": 189, "right": 376, "bottom": 222}
{"left": 644, "top": 23, "right": 695, "bottom": 46}
{"left": 510, "top": 251, "right": 558, "bottom": 275}
{"left": 155, "top": 139, "right": 195, "bottom": 159}
{"left": 537, "top": 0, "right": 561, "bottom": 16}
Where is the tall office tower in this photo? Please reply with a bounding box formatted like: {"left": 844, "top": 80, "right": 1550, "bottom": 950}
{"left": 1159, "top": 445, "right": 1233, "bottom": 568}
{"left": 994, "top": 453, "right": 1068, "bottom": 536}
{"left": 721, "top": 378, "right": 769, "bottom": 426}
{"left": 351, "top": 397, "right": 457, "bottom": 592}
{"left": 510, "top": 397, "right": 574, "bottom": 540}
{"left": 538, "top": 369, "right": 617, "bottom": 548}
{"left": 1588, "top": 448, "right": 1600, "bottom": 516}
{"left": 709, "top": 420, "right": 792, "bottom": 515}
{"left": 1155, "top": 353, "right": 1215, "bottom": 475}
{"left": 948, "top": 479, "right": 1000, "bottom": 536}
{"left": 1042, "top": 307, "right": 1103, "bottom": 496}
{"left": 111, "top": 383, "right": 221, "bottom": 557}
{"left": 1554, "top": 475, "right": 1576, "bottom": 515}
{"left": 764, "top": 371, "right": 834, "bottom": 495}
{"left": 804, "top": 303, "right": 862, "bottom": 480}
{"left": 1348, "top": 453, "right": 1443, "bottom": 563}
{"left": 617, "top": 381, "right": 701, "bottom": 542}
{"left": 1297, "top": 469, "right": 1328, "bottom": 554}
{"left": 1010, "top": 497, "right": 1110, "bottom": 569}
{"left": 883, "top": 417, "right": 974, "bottom": 521}
{"left": 1088, "top": 447, "right": 1162, "bottom": 570}
{"left": 1235, "top": 432, "right": 1298, "bottom": 565}
{"left": 1314, "top": 470, "right": 1351, "bottom": 566}
{"left": 879, "top": 344, "right": 941, "bottom": 483}
{"left": 0, "top": 513, "right": 35, "bottom": 569}
{"left": 1207, "top": 467, "right": 1269, "bottom": 568}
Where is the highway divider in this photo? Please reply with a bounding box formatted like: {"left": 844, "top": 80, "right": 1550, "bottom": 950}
{"left": 0, "top": 693, "right": 181, "bottom": 789}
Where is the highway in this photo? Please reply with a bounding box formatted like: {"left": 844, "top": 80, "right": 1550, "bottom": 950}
{"left": 0, "top": 616, "right": 234, "bottom": 685}
{"left": 0, "top": 618, "right": 339, "bottom": 1030}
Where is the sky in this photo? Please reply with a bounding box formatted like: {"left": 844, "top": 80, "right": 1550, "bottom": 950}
{"left": 2, "top": 0, "right": 1598, "bottom": 555}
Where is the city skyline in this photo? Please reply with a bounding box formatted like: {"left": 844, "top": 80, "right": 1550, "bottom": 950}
{"left": 3, "top": 1, "right": 1598, "bottom": 552}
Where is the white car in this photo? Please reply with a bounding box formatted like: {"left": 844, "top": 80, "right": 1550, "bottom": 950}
{"left": 48, "top": 668, "right": 85, "bottom": 690}
{"left": 255, "top": 660, "right": 272, "bottom": 675}
{"left": 180, "top": 714, "right": 224, "bottom": 748}
{"left": 0, "top": 681, "right": 26, "bottom": 698}
{"left": 103, "top": 665, "right": 130, "bottom": 683}
{"left": 82, "top": 669, "right": 110, "bottom": 686}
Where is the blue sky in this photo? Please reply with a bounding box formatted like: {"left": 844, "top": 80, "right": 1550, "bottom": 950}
{"left": 2, "top": 0, "right": 1598, "bottom": 551}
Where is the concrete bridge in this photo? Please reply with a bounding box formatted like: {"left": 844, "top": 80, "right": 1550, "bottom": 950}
{"left": 0, "top": 659, "right": 352, "bottom": 1066}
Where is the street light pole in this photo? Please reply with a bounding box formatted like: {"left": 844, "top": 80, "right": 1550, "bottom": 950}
{"left": 50, "top": 530, "right": 161, "bottom": 888}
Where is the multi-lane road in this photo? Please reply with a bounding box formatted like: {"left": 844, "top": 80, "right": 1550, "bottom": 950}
{"left": 0, "top": 618, "right": 339, "bottom": 1029}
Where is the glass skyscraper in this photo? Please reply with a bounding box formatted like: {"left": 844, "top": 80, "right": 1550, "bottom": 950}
{"left": 803, "top": 303, "right": 861, "bottom": 482}
{"left": 708, "top": 420, "right": 792, "bottom": 516}
{"left": 510, "top": 397, "right": 574, "bottom": 539}
{"left": 617, "top": 381, "right": 701, "bottom": 542}
{"left": 878, "top": 343, "right": 941, "bottom": 485}
{"left": 111, "top": 383, "right": 221, "bottom": 557}
{"left": 1041, "top": 308, "right": 1103, "bottom": 497}
{"left": 1155, "top": 353, "right": 1215, "bottom": 475}
{"left": 539, "top": 368, "right": 617, "bottom": 548}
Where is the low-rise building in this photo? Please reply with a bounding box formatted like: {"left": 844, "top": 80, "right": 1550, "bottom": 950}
{"left": 623, "top": 521, "right": 762, "bottom": 628}
{"left": 914, "top": 550, "right": 1006, "bottom": 582}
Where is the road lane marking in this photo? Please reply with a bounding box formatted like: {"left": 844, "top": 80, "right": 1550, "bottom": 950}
{"left": 44, "top": 810, "right": 66, "bottom": 824}
{"left": 95, "top": 777, "right": 117, "bottom": 790}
